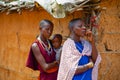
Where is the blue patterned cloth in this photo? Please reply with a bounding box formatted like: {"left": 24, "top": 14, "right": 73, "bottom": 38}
{"left": 72, "top": 42, "right": 92, "bottom": 80}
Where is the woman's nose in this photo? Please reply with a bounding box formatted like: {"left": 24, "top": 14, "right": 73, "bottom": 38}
{"left": 48, "top": 30, "right": 52, "bottom": 34}
{"left": 81, "top": 26, "right": 86, "bottom": 30}
{"left": 81, "top": 26, "right": 86, "bottom": 29}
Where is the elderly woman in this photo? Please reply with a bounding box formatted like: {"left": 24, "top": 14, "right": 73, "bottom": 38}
{"left": 57, "top": 18, "right": 101, "bottom": 80}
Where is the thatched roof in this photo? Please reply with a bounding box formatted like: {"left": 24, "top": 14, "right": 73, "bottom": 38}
{"left": 0, "top": 0, "right": 102, "bottom": 18}
{"left": 0, "top": 0, "right": 35, "bottom": 14}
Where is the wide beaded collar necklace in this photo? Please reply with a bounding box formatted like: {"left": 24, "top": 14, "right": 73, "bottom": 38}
{"left": 37, "top": 37, "right": 53, "bottom": 55}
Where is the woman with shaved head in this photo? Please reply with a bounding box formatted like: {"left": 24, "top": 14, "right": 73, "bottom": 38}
{"left": 26, "top": 19, "right": 58, "bottom": 80}
{"left": 57, "top": 18, "right": 101, "bottom": 80}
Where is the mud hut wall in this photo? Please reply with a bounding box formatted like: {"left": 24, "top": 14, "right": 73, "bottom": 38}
{"left": 0, "top": 0, "right": 120, "bottom": 80}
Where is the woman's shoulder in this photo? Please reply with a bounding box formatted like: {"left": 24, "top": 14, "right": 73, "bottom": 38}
{"left": 31, "top": 40, "right": 40, "bottom": 48}
{"left": 63, "top": 38, "right": 74, "bottom": 45}
{"left": 62, "top": 38, "right": 76, "bottom": 50}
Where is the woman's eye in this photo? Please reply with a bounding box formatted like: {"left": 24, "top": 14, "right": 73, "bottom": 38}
{"left": 46, "top": 28, "right": 49, "bottom": 30}
{"left": 79, "top": 25, "right": 83, "bottom": 28}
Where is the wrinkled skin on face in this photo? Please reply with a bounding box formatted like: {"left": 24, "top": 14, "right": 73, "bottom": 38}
{"left": 72, "top": 20, "right": 86, "bottom": 37}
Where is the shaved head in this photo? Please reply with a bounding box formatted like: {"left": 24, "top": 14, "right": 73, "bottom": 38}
{"left": 39, "top": 19, "right": 53, "bottom": 28}
{"left": 69, "top": 18, "right": 83, "bottom": 31}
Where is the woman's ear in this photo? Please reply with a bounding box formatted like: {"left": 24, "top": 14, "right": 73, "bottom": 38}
{"left": 72, "top": 26, "right": 75, "bottom": 33}
{"left": 70, "top": 26, "right": 74, "bottom": 32}
{"left": 39, "top": 26, "right": 42, "bottom": 30}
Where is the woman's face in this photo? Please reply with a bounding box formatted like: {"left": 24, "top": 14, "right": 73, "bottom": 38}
{"left": 40, "top": 23, "right": 53, "bottom": 39}
{"left": 73, "top": 21, "right": 86, "bottom": 37}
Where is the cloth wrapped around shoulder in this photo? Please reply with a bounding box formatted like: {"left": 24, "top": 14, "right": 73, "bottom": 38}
{"left": 57, "top": 38, "right": 101, "bottom": 80}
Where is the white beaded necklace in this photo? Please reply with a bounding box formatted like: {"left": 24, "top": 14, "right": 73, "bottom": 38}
{"left": 37, "top": 37, "right": 53, "bottom": 55}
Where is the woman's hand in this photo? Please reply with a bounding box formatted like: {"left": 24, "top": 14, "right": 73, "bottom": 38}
{"left": 46, "top": 61, "right": 59, "bottom": 73}
{"left": 85, "top": 59, "right": 94, "bottom": 69}
{"left": 75, "top": 59, "right": 94, "bottom": 75}
{"left": 53, "top": 60, "right": 59, "bottom": 66}
{"left": 86, "top": 29, "right": 95, "bottom": 43}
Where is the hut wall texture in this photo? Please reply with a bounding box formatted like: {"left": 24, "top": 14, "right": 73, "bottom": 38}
{"left": 0, "top": 0, "right": 120, "bottom": 80}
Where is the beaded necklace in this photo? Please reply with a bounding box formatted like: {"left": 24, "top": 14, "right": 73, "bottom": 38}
{"left": 37, "top": 37, "right": 53, "bottom": 55}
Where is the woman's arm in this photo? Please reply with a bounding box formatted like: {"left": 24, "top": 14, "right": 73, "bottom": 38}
{"left": 32, "top": 43, "right": 58, "bottom": 73}
{"left": 86, "top": 30, "right": 98, "bottom": 63}
{"left": 91, "top": 40, "right": 98, "bottom": 63}
{"left": 74, "top": 60, "right": 94, "bottom": 75}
